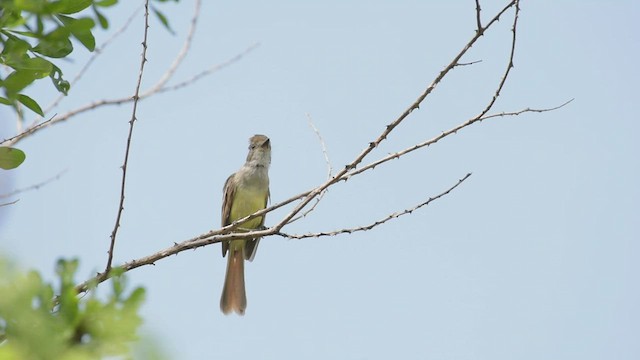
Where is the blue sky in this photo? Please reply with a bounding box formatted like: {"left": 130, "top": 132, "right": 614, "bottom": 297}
{"left": 1, "top": 1, "right": 639, "bottom": 359}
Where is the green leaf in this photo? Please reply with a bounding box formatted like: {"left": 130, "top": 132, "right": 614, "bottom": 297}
{"left": 56, "top": 15, "right": 96, "bottom": 51}
{"left": 124, "top": 287, "right": 146, "bottom": 308}
{"left": 54, "top": 0, "right": 93, "bottom": 14}
{"left": 3, "top": 29, "right": 39, "bottom": 39}
{"left": 150, "top": 5, "right": 174, "bottom": 34}
{"left": 56, "top": 259, "right": 81, "bottom": 325}
{"left": 1, "top": 32, "right": 31, "bottom": 60}
{"left": 111, "top": 273, "right": 126, "bottom": 300}
{"left": 23, "top": 57, "right": 53, "bottom": 76}
{"left": 0, "top": 147, "right": 26, "bottom": 170}
{"left": 0, "top": 97, "right": 12, "bottom": 105}
{"left": 36, "top": 14, "right": 44, "bottom": 34}
{"left": 49, "top": 64, "right": 70, "bottom": 95}
{"left": 4, "top": 57, "right": 53, "bottom": 78}
{"left": 3, "top": 69, "right": 39, "bottom": 95}
{"left": 95, "top": 0, "right": 118, "bottom": 7}
{"left": 0, "top": 9, "right": 26, "bottom": 28}
{"left": 93, "top": 7, "right": 109, "bottom": 29}
{"left": 33, "top": 33, "right": 73, "bottom": 58}
{"left": 17, "top": 94, "right": 44, "bottom": 116}
{"left": 11, "top": 0, "right": 46, "bottom": 13}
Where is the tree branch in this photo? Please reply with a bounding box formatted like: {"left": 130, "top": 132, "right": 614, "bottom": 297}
{"left": 475, "top": 0, "right": 483, "bottom": 34}
{"left": 285, "top": 114, "right": 333, "bottom": 224}
{"left": 265, "top": 0, "right": 518, "bottom": 231}
{"left": 0, "top": 169, "right": 67, "bottom": 199}
{"left": 74, "top": 172, "right": 473, "bottom": 295}
{"left": 345, "top": 101, "right": 572, "bottom": 182}
{"left": 279, "top": 173, "right": 472, "bottom": 239}
{"left": 70, "top": 1, "right": 527, "bottom": 297}
{"left": 105, "top": 0, "right": 152, "bottom": 273}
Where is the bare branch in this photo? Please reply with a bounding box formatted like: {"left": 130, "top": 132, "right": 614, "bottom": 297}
{"left": 152, "top": 42, "right": 260, "bottom": 95}
{"left": 279, "top": 173, "right": 472, "bottom": 239}
{"left": 73, "top": 172, "right": 473, "bottom": 295}
{"left": 345, "top": 100, "right": 572, "bottom": 181}
{"left": 455, "top": 59, "right": 482, "bottom": 67}
{"left": 306, "top": 113, "right": 333, "bottom": 178}
{"left": 1, "top": 115, "right": 55, "bottom": 146}
{"left": 105, "top": 1, "right": 152, "bottom": 273}
{"left": 283, "top": 114, "right": 333, "bottom": 224}
{"left": 75, "top": 227, "right": 267, "bottom": 295}
{"left": 0, "top": 169, "right": 68, "bottom": 199}
{"left": 475, "top": 0, "right": 483, "bottom": 34}
{"left": 479, "top": 99, "right": 574, "bottom": 121}
{"left": 475, "top": 0, "right": 520, "bottom": 121}
{"left": 0, "top": 199, "right": 19, "bottom": 207}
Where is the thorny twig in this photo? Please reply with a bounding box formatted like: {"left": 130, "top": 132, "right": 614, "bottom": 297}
{"left": 279, "top": 173, "right": 472, "bottom": 239}
{"left": 0, "top": 169, "right": 68, "bottom": 199}
{"left": 105, "top": 0, "right": 152, "bottom": 273}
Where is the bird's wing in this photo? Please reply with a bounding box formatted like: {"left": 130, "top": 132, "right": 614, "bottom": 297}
{"left": 221, "top": 173, "right": 236, "bottom": 257}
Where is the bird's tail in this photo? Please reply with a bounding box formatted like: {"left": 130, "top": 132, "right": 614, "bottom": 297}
{"left": 220, "top": 248, "right": 246, "bottom": 315}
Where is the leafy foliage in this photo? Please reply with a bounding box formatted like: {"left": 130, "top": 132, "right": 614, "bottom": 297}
{"left": 0, "top": 0, "right": 118, "bottom": 115}
{"left": 0, "top": 258, "right": 146, "bottom": 359}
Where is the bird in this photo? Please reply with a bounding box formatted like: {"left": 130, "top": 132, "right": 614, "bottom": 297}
{"left": 220, "top": 134, "right": 271, "bottom": 315}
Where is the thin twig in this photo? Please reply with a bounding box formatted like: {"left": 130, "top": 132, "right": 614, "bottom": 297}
{"left": 0, "top": 169, "right": 68, "bottom": 199}
{"left": 456, "top": 59, "right": 482, "bottom": 67}
{"left": 286, "top": 114, "right": 333, "bottom": 224}
{"left": 105, "top": 1, "right": 152, "bottom": 273}
{"left": 475, "top": 0, "right": 483, "bottom": 34}
{"left": 0, "top": 199, "right": 19, "bottom": 207}
{"left": 1, "top": 115, "right": 55, "bottom": 145}
{"left": 475, "top": 0, "right": 520, "bottom": 121}
{"left": 307, "top": 113, "right": 333, "bottom": 178}
{"left": 345, "top": 100, "right": 572, "bottom": 181}
{"left": 479, "top": 99, "right": 574, "bottom": 121}
{"left": 152, "top": 42, "right": 260, "bottom": 95}
{"left": 279, "top": 173, "right": 472, "bottom": 239}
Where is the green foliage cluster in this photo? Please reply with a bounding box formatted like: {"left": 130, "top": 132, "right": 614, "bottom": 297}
{"left": 0, "top": 258, "right": 146, "bottom": 359}
{"left": 0, "top": 0, "right": 118, "bottom": 116}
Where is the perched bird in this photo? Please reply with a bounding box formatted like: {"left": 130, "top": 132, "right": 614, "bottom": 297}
{"left": 220, "top": 134, "right": 271, "bottom": 315}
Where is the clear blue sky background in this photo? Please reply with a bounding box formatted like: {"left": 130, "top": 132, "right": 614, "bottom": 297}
{"left": 1, "top": 1, "right": 639, "bottom": 359}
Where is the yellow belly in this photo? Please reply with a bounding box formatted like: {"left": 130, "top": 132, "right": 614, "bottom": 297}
{"left": 229, "top": 186, "right": 266, "bottom": 229}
